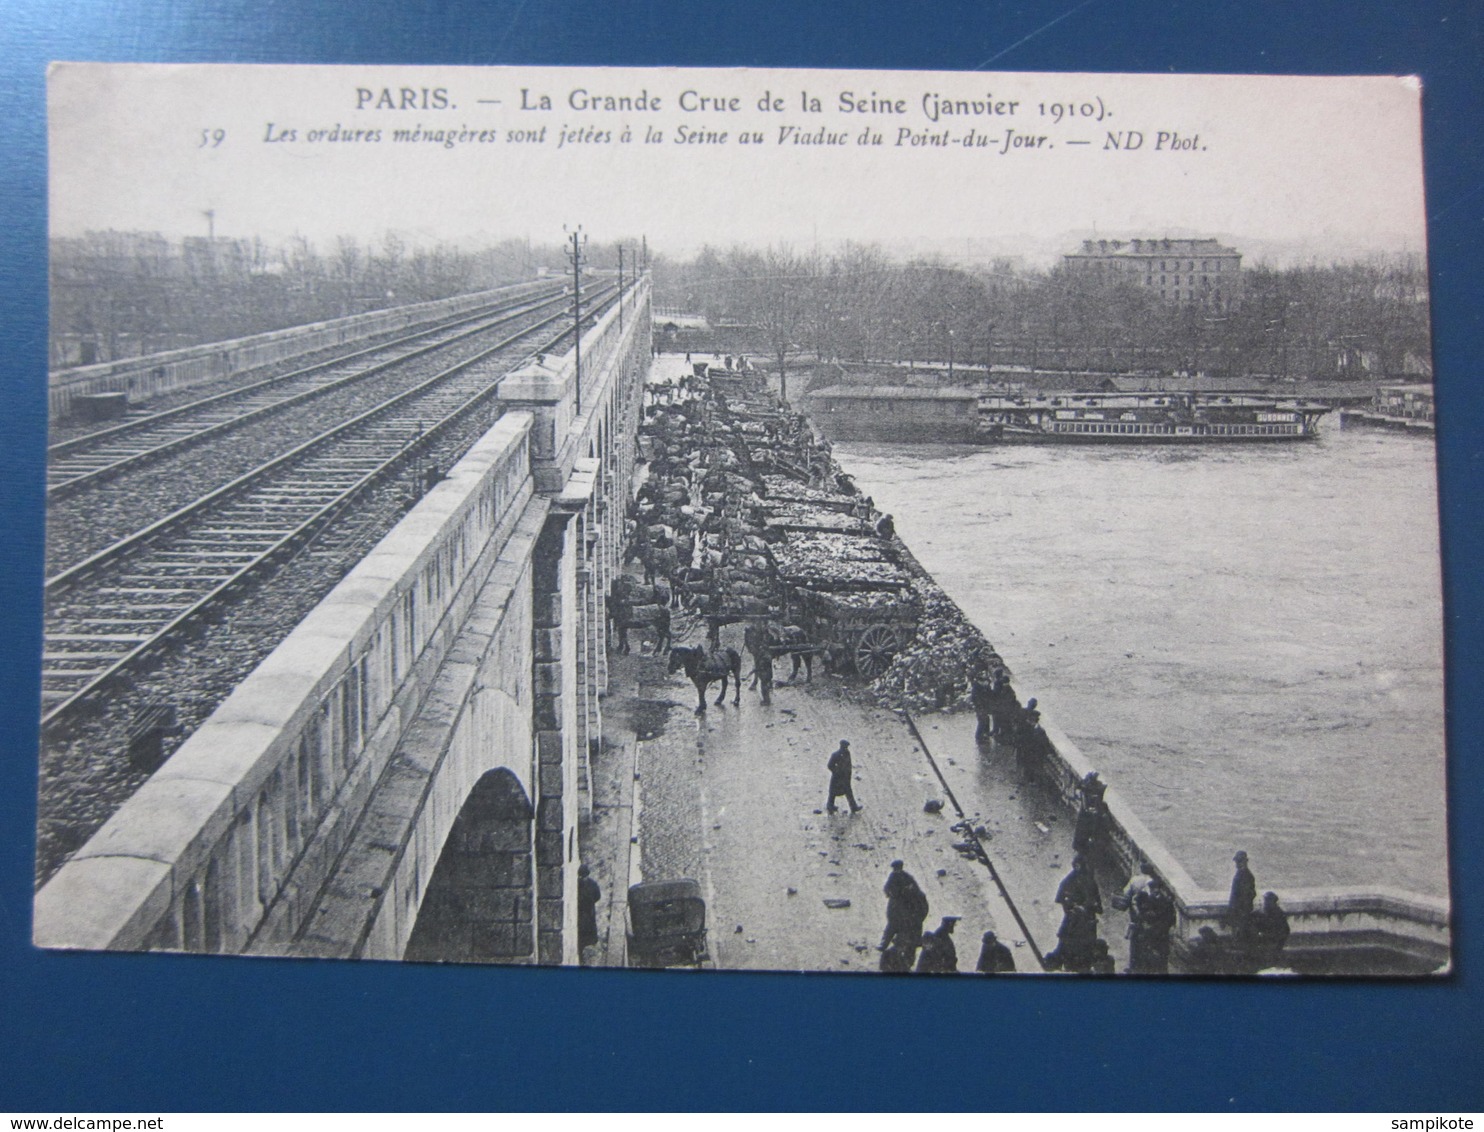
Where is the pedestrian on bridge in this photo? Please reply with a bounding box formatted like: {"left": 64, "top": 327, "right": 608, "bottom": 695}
{"left": 651, "top": 604, "right": 672, "bottom": 656}
{"left": 751, "top": 646, "right": 774, "bottom": 705}
{"left": 1072, "top": 770, "right": 1110, "bottom": 857}
{"left": 975, "top": 929, "right": 1017, "bottom": 974}
{"left": 825, "top": 740, "right": 862, "bottom": 814}
{"left": 1127, "top": 873, "right": 1176, "bottom": 974}
{"left": 1227, "top": 850, "right": 1257, "bottom": 946}
{"left": 915, "top": 916, "right": 961, "bottom": 973}
{"left": 1046, "top": 853, "right": 1102, "bottom": 972}
{"left": 1248, "top": 891, "right": 1291, "bottom": 970}
{"left": 880, "top": 860, "right": 929, "bottom": 964}
{"left": 577, "top": 864, "right": 601, "bottom": 954}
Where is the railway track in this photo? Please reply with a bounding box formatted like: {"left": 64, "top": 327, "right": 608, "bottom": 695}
{"left": 46, "top": 283, "right": 574, "bottom": 497}
{"left": 41, "top": 283, "right": 619, "bottom": 732}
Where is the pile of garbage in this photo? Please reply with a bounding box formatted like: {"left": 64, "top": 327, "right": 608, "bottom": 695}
{"left": 867, "top": 573, "right": 1003, "bottom": 713}
{"left": 632, "top": 359, "right": 1016, "bottom": 717}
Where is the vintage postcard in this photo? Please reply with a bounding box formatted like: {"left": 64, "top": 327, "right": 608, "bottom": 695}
{"left": 36, "top": 63, "right": 1446, "bottom": 976}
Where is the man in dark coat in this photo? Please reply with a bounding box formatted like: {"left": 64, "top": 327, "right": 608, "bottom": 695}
{"left": 1087, "top": 938, "right": 1117, "bottom": 975}
{"left": 1227, "top": 850, "right": 1257, "bottom": 945}
{"left": 975, "top": 930, "right": 1017, "bottom": 974}
{"left": 825, "top": 740, "right": 862, "bottom": 814}
{"left": 880, "top": 860, "right": 929, "bottom": 964}
{"left": 970, "top": 673, "right": 995, "bottom": 741}
{"left": 915, "top": 917, "right": 960, "bottom": 973}
{"left": 577, "top": 864, "right": 601, "bottom": 953}
{"left": 1012, "top": 697, "right": 1046, "bottom": 783}
{"left": 1072, "top": 771, "right": 1109, "bottom": 856}
{"left": 651, "top": 604, "right": 672, "bottom": 656}
{"left": 752, "top": 646, "right": 774, "bottom": 705}
{"left": 879, "top": 940, "right": 914, "bottom": 973}
{"left": 1127, "top": 873, "right": 1177, "bottom": 974}
{"left": 1046, "top": 854, "right": 1102, "bottom": 971}
{"left": 1249, "top": 891, "right": 1292, "bottom": 969}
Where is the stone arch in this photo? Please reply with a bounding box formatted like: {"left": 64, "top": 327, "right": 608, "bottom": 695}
{"left": 403, "top": 767, "right": 534, "bottom": 963}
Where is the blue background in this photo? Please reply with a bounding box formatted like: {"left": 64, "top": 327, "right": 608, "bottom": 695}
{"left": 2, "top": 0, "right": 1481, "bottom": 1112}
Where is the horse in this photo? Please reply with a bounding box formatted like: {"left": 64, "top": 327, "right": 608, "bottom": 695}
{"left": 771, "top": 624, "right": 820, "bottom": 683}
{"left": 668, "top": 645, "right": 743, "bottom": 712}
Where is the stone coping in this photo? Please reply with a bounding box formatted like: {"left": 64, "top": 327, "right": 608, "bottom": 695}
{"left": 1036, "top": 716, "right": 1449, "bottom": 938}
{"left": 34, "top": 412, "right": 537, "bottom": 951}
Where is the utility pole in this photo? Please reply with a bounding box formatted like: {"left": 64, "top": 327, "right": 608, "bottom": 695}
{"left": 641, "top": 235, "right": 648, "bottom": 271}
{"left": 617, "top": 245, "right": 625, "bottom": 331}
{"left": 564, "top": 225, "right": 587, "bottom": 416}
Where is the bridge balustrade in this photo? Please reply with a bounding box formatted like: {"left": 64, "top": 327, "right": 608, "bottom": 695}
{"left": 34, "top": 415, "right": 536, "bottom": 953}
{"left": 37, "top": 276, "right": 654, "bottom": 962}
{"left": 48, "top": 284, "right": 548, "bottom": 421}
{"left": 1032, "top": 715, "right": 1450, "bottom": 970}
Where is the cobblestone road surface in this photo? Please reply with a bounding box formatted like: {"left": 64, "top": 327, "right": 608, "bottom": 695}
{"left": 582, "top": 615, "right": 1139, "bottom": 976}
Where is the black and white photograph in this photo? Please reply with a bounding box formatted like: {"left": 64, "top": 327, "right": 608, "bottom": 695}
{"left": 34, "top": 62, "right": 1447, "bottom": 977}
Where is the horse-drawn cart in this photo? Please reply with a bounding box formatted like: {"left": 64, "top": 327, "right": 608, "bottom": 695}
{"left": 796, "top": 587, "right": 919, "bottom": 679}
{"left": 767, "top": 531, "right": 920, "bottom": 680}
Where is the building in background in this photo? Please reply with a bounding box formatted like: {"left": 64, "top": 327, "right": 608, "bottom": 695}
{"left": 1064, "top": 237, "right": 1244, "bottom": 312}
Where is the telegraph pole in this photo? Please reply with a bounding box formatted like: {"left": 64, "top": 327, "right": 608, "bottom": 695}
{"left": 564, "top": 225, "right": 587, "bottom": 416}
{"left": 617, "top": 245, "right": 625, "bottom": 331}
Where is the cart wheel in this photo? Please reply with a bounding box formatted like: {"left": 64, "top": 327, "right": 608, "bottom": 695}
{"left": 854, "top": 624, "right": 900, "bottom": 679}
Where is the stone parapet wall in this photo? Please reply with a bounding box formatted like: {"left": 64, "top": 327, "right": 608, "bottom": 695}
{"left": 1034, "top": 716, "right": 1449, "bottom": 968}
{"left": 48, "top": 284, "right": 546, "bottom": 421}
{"left": 34, "top": 413, "right": 536, "bottom": 953}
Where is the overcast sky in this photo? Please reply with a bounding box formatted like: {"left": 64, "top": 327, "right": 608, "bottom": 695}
{"left": 49, "top": 64, "right": 1428, "bottom": 266}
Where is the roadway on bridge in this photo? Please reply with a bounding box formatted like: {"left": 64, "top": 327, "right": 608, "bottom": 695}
{"left": 584, "top": 630, "right": 1141, "bottom": 975}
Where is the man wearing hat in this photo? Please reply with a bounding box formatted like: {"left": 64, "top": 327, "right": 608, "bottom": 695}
{"left": 1249, "top": 891, "right": 1292, "bottom": 970}
{"left": 1127, "top": 873, "right": 1177, "bottom": 974}
{"left": 975, "top": 929, "right": 1017, "bottom": 974}
{"left": 825, "top": 739, "right": 862, "bottom": 814}
{"left": 880, "top": 860, "right": 930, "bottom": 966}
{"left": 576, "top": 864, "right": 601, "bottom": 954}
{"left": 1046, "top": 853, "right": 1102, "bottom": 971}
{"left": 915, "top": 916, "right": 961, "bottom": 973}
{"left": 1227, "top": 850, "right": 1257, "bottom": 946}
{"left": 1072, "top": 770, "right": 1109, "bottom": 856}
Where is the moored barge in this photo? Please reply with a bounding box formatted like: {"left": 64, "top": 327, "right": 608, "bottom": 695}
{"left": 1338, "top": 383, "right": 1435, "bottom": 434}
{"left": 977, "top": 391, "right": 1329, "bottom": 442}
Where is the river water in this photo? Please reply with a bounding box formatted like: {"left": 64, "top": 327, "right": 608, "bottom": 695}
{"left": 835, "top": 420, "right": 1449, "bottom": 897}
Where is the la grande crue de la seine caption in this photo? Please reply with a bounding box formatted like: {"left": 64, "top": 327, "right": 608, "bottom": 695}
{"left": 330, "top": 83, "right": 1191, "bottom": 153}
{"left": 256, "top": 84, "right": 1200, "bottom": 153}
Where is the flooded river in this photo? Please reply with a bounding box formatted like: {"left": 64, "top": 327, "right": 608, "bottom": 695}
{"left": 836, "top": 420, "right": 1449, "bottom": 897}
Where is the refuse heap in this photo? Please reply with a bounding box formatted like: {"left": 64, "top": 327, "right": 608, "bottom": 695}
{"left": 630, "top": 360, "right": 1007, "bottom": 711}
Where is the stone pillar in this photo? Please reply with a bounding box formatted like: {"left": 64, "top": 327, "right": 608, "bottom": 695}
{"left": 531, "top": 509, "right": 579, "bottom": 965}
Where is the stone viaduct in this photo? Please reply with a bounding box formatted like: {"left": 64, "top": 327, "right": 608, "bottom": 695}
{"left": 35, "top": 277, "right": 653, "bottom": 965}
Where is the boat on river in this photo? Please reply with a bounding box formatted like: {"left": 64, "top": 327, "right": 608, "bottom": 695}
{"left": 976, "top": 391, "right": 1328, "bottom": 443}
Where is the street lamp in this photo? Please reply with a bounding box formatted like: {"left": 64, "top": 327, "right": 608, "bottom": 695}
{"left": 563, "top": 224, "right": 588, "bottom": 414}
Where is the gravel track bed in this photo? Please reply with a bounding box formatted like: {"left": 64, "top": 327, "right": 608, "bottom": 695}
{"left": 45, "top": 311, "right": 563, "bottom": 575}
{"left": 46, "top": 286, "right": 559, "bottom": 447}
{"left": 37, "top": 292, "right": 619, "bottom": 886}
{"left": 35, "top": 394, "right": 512, "bottom": 887}
{"left": 49, "top": 324, "right": 443, "bottom": 447}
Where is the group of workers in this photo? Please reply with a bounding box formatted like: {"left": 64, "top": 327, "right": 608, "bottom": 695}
{"left": 877, "top": 766, "right": 1293, "bottom": 976}
{"left": 878, "top": 859, "right": 1016, "bottom": 975}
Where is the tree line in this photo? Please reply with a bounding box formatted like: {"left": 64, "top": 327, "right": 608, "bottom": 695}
{"left": 653, "top": 243, "right": 1432, "bottom": 393}
{"left": 49, "top": 232, "right": 592, "bottom": 368}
